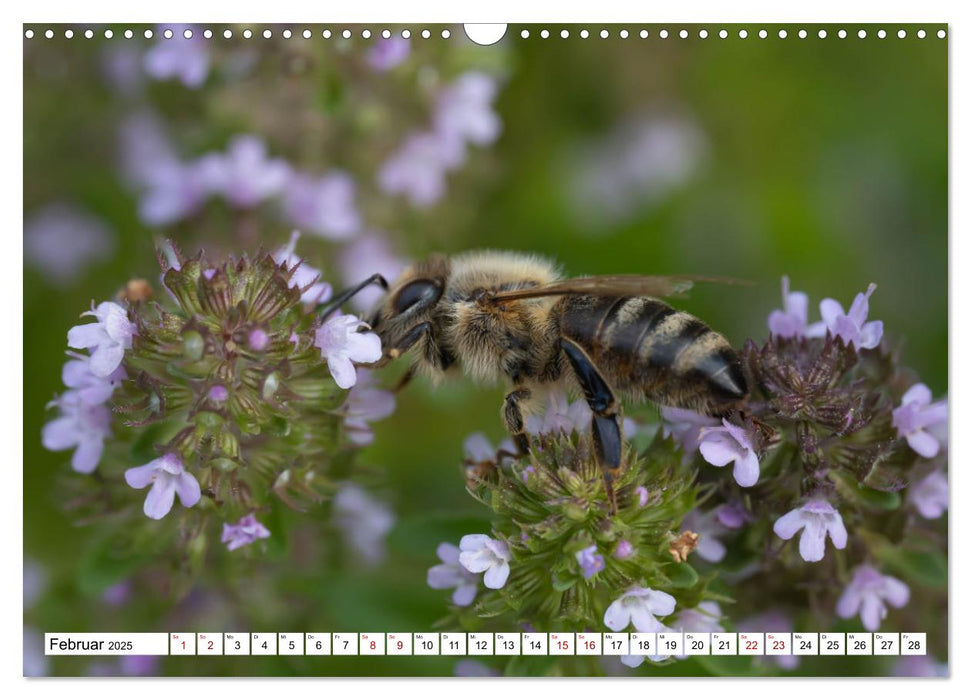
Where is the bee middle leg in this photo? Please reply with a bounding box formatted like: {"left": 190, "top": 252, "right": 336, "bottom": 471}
{"left": 560, "top": 338, "right": 623, "bottom": 514}
{"left": 502, "top": 386, "right": 533, "bottom": 456}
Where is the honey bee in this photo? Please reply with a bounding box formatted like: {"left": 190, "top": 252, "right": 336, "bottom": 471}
{"left": 320, "top": 250, "right": 747, "bottom": 512}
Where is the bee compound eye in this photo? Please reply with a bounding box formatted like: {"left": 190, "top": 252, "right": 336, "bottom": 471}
{"left": 392, "top": 279, "right": 440, "bottom": 314}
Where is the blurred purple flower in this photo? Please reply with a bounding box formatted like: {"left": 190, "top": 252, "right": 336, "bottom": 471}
{"left": 377, "top": 131, "right": 463, "bottom": 207}
{"left": 221, "top": 514, "right": 271, "bottom": 551}
{"left": 23, "top": 560, "right": 47, "bottom": 610}
{"left": 908, "top": 471, "right": 948, "bottom": 519}
{"left": 368, "top": 37, "right": 410, "bottom": 71}
{"left": 314, "top": 312, "right": 382, "bottom": 389}
{"left": 332, "top": 483, "right": 395, "bottom": 566}
{"left": 248, "top": 328, "right": 270, "bottom": 352}
{"left": 207, "top": 384, "right": 229, "bottom": 403}
{"left": 892, "top": 383, "right": 948, "bottom": 459}
{"left": 674, "top": 601, "right": 724, "bottom": 634}
{"left": 434, "top": 72, "right": 502, "bottom": 147}
{"left": 806, "top": 283, "right": 883, "bottom": 350}
{"left": 143, "top": 25, "right": 210, "bottom": 88}
{"left": 124, "top": 453, "right": 201, "bottom": 520}
{"left": 273, "top": 231, "right": 333, "bottom": 307}
{"left": 715, "top": 502, "right": 751, "bottom": 529}
{"left": 893, "top": 656, "right": 948, "bottom": 677}
{"left": 337, "top": 232, "right": 407, "bottom": 312}
{"left": 767, "top": 276, "right": 810, "bottom": 339}
{"left": 604, "top": 586, "right": 675, "bottom": 632}
{"left": 463, "top": 432, "right": 516, "bottom": 465}
{"left": 200, "top": 135, "right": 291, "bottom": 209}
{"left": 42, "top": 391, "right": 112, "bottom": 473}
{"left": 459, "top": 534, "right": 511, "bottom": 590}
{"left": 526, "top": 390, "right": 573, "bottom": 435}
{"left": 24, "top": 204, "right": 114, "bottom": 285}
{"left": 343, "top": 369, "right": 396, "bottom": 446}
{"left": 614, "top": 540, "right": 634, "bottom": 560}
{"left": 454, "top": 660, "right": 500, "bottom": 677}
{"left": 427, "top": 542, "right": 478, "bottom": 606}
{"left": 101, "top": 581, "right": 132, "bottom": 607}
{"left": 283, "top": 172, "right": 361, "bottom": 241}
{"left": 67, "top": 301, "right": 136, "bottom": 377}
{"left": 836, "top": 565, "right": 910, "bottom": 631}
{"left": 101, "top": 44, "right": 144, "bottom": 95}
{"left": 139, "top": 160, "right": 212, "bottom": 226}
{"left": 772, "top": 498, "right": 847, "bottom": 562}
{"left": 118, "top": 111, "right": 179, "bottom": 189}
{"left": 698, "top": 419, "right": 760, "bottom": 487}
{"left": 681, "top": 509, "right": 727, "bottom": 563}
{"left": 661, "top": 406, "right": 719, "bottom": 454}
{"left": 24, "top": 628, "right": 48, "bottom": 677}
{"left": 569, "top": 115, "right": 706, "bottom": 227}
{"left": 576, "top": 545, "right": 605, "bottom": 579}
{"left": 119, "top": 655, "right": 159, "bottom": 676}
{"left": 634, "top": 486, "right": 649, "bottom": 507}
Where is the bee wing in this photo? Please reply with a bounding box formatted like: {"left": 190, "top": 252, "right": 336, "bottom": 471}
{"left": 488, "top": 275, "right": 746, "bottom": 302}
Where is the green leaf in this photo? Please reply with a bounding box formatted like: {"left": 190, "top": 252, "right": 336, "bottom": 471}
{"left": 832, "top": 470, "right": 901, "bottom": 510}
{"left": 876, "top": 547, "right": 947, "bottom": 589}
{"left": 665, "top": 562, "right": 699, "bottom": 588}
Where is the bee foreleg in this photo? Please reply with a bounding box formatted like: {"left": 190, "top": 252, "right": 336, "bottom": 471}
{"left": 560, "top": 338, "right": 623, "bottom": 514}
{"left": 502, "top": 387, "right": 533, "bottom": 456}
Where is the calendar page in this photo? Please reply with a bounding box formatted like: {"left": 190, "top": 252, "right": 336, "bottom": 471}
{"left": 22, "top": 16, "right": 948, "bottom": 680}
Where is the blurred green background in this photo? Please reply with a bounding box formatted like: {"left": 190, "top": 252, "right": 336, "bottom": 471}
{"left": 23, "top": 23, "right": 946, "bottom": 676}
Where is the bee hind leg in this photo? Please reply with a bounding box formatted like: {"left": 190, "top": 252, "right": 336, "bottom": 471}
{"left": 560, "top": 338, "right": 623, "bottom": 514}
{"left": 502, "top": 387, "right": 533, "bottom": 457}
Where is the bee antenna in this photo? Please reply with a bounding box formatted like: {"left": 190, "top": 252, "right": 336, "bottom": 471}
{"left": 316, "top": 274, "right": 389, "bottom": 321}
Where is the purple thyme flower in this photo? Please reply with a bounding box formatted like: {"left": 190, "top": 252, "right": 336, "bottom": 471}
{"left": 634, "top": 486, "right": 649, "bottom": 507}
{"left": 368, "top": 37, "right": 410, "bottom": 71}
{"left": 908, "top": 471, "right": 948, "bottom": 519}
{"left": 314, "top": 312, "right": 382, "bottom": 389}
{"left": 42, "top": 391, "right": 112, "bottom": 473}
{"left": 674, "top": 601, "right": 724, "bottom": 634}
{"left": 806, "top": 283, "right": 883, "bottom": 350}
{"left": 767, "top": 276, "right": 810, "bottom": 339}
{"left": 67, "top": 301, "right": 136, "bottom": 377}
{"left": 23, "top": 560, "right": 47, "bottom": 610}
{"left": 101, "top": 44, "right": 144, "bottom": 96}
{"left": 143, "top": 24, "right": 210, "bottom": 88}
{"left": 427, "top": 542, "right": 479, "bottom": 606}
{"left": 248, "top": 328, "right": 270, "bottom": 352}
{"left": 343, "top": 369, "right": 396, "bottom": 446}
{"left": 24, "top": 204, "right": 114, "bottom": 285}
{"left": 207, "top": 385, "right": 229, "bottom": 403}
{"left": 118, "top": 111, "right": 179, "bottom": 189}
{"left": 614, "top": 540, "right": 634, "bottom": 560}
{"left": 698, "top": 419, "right": 760, "bottom": 487}
{"left": 332, "top": 483, "right": 395, "bottom": 566}
{"left": 526, "top": 389, "right": 574, "bottom": 435}
{"left": 199, "top": 135, "right": 291, "bottom": 209}
{"left": 62, "top": 357, "right": 126, "bottom": 405}
{"left": 459, "top": 534, "right": 511, "bottom": 590}
{"left": 773, "top": 498, "right": 848, "bottom": 562}
{"left": 377, "top": 131, "right": 463, "bottom": 207}
{"left": 661, "top": 406, "right": 719, "bottom": 454}
{"left": 715, "top": 502, "right": 751, "bottom": 529}
{"left": 681, "top": 509, "right": 727, "bottom": 563}
{"left": 139, "top": 160, "right": 212, "bottom": 226}
{"left": 892, "top": 383, "right": 948, "bottom": 459}
{"left": 283, "top": 172, "right": 361, "bottom": 241}
{"left": 836, "top": 565, "right": 910, "bottom": 632}
{"left": 273, "top": 231, "right": 333, "bottom": 307}
{"left": 124, "top": 453, "right": 201, "bottom": 520}
{"left": 434, "top": 72, "right": 502, "bottom": 147}
{"left": 604, "top": 586, "right": 676, "bottom": 633}
{"left": 337, "top": 231, "right": 407, "bottom": 312}
{"left": 221, "top": 514, "right": 271, "bottom": 551}
{"left": 119, "top": 655, "right": 159, "bottom": 677}
{"left": 576, "top": 545, "right": 606, "bottom": 579}
{"left": 463, "top": 432, "right": 516, "bottom": 465}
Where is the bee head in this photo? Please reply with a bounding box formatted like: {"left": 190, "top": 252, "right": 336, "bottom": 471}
{"left": 368, "top": 255, "right": 450, "bottom": 351}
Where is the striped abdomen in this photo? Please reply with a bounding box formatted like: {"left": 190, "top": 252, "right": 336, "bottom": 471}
{"left": 558, "top": 295, "right": 747, "bottom": 415}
